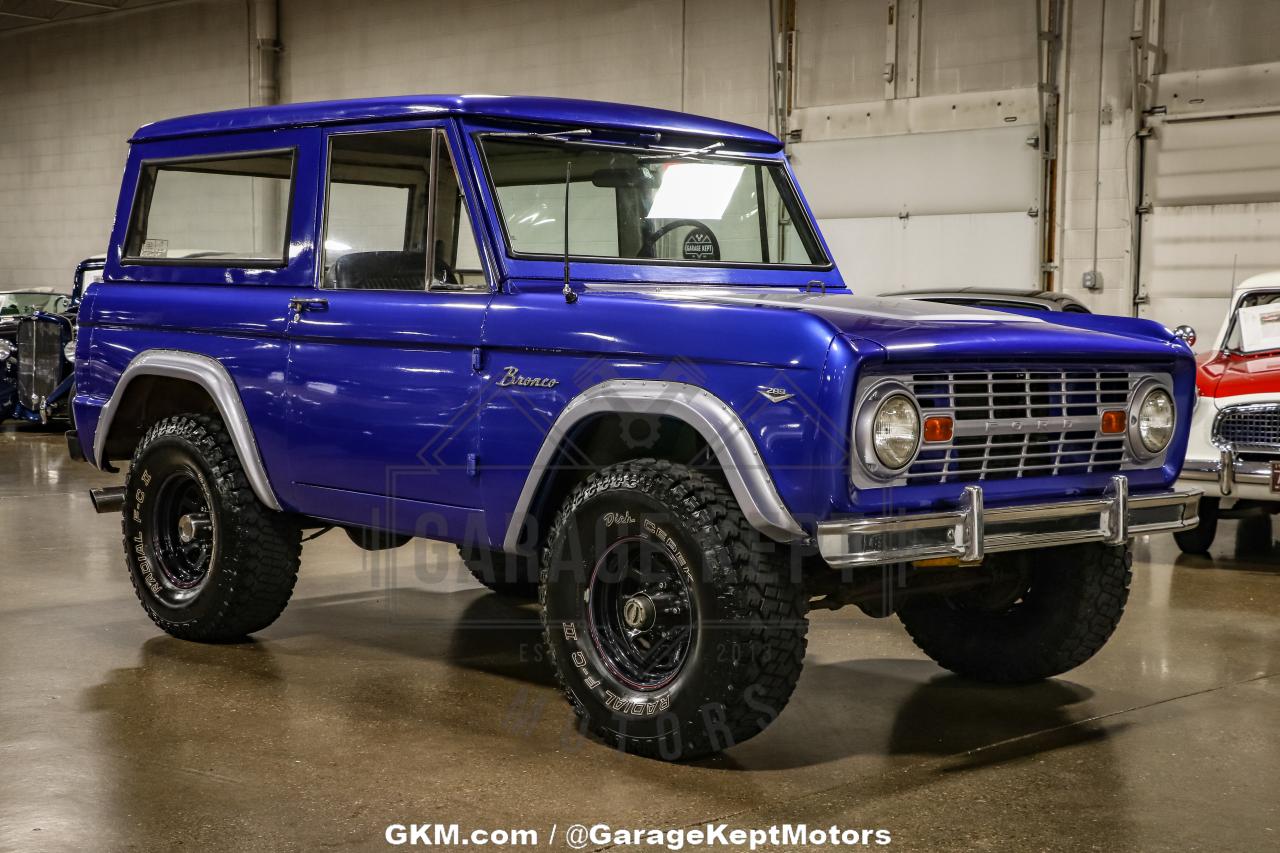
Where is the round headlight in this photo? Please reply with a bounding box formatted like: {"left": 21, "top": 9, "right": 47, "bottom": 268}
{"left": 0, "top": 340, "right": 12, "bottom": 361}
{"left": 1136, "top": 387, "right": 1174, "bottom": 454}
{"left": 872, "top": 394, "right": 921, "bottom": 470}
{"left": 63, "top": 338, "right": 77, "bottom": 362}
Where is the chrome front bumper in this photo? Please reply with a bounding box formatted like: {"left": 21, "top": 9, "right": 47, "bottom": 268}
{"left": 1180, "top": 449, "right": 1273, "bottom": 496}
{"left": 817, "top": 475, "right": 1201, "bottom": 568}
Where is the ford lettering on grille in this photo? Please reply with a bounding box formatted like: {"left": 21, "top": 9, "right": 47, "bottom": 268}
{"left": 902, "top": 369, "right": 1140, "bottom": 483}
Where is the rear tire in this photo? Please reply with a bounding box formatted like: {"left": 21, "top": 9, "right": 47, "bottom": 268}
{"left": 897, "top": 543, "right": 1131, "bottom": 683}
{"left": 458, "top": 546, "right": 539, "bottom": 598}
{"left": 1174, "top": 497, "right": 1219, "bottom": 554}
{"left": 540, "top": 459, "right": 808, "bottom": 760}
{"left": 122, "top": 414, "right": 301, "bottom": 642}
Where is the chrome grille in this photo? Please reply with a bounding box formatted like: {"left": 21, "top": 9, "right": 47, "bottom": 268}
{"left": 901, "top": 369, "right": 1137, "bottom": 483}
{"left": 1214, "top": 405, "right": 1280, "bottom": 451}
{"left": 16, "top": 317, "right": 63, "bottom": 407}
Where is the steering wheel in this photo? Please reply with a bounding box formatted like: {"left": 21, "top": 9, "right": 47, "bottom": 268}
{"left": 639, "top": 219, "right": 720, "bottom": 261}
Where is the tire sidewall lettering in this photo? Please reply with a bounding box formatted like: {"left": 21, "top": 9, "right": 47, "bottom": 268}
{"left": 123, "top": 438, "right": 223, "bottom": 621}
{"left": 546, "top": 494, "right": 715, "bottom": 734}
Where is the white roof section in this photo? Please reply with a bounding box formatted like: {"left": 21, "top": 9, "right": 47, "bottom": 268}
{"left": 1234, "top": 270, "right": 1280, "bottom": 293}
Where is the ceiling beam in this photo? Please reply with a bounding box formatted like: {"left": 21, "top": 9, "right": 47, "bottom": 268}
{"left": 0, "top": 9, "right": 53, "bottom": 22}
{"left": 53, "top": 1, "right": 118, "bottom": 9}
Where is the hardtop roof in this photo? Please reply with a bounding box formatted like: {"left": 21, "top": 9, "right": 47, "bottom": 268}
{"left": 132, "top": 94, "right": 783, "bottom": 150}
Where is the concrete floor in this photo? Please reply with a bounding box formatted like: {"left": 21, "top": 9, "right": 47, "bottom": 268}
{"left": 1, "top": 422, "right": 1277, "bottom": 853}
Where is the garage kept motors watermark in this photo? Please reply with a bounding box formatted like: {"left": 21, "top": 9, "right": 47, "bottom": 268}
{"left": 385, "top": 822, "right": 891, "bottom": 848}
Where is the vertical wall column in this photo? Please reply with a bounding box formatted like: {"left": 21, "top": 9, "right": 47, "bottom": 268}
{"left": 249, "top": 0, "right": 281, "bottom": 256}
{"left": 249, "top": 0, "right": 280, "bottom": 107}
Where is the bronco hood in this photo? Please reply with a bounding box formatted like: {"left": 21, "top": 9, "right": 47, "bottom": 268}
{"left": 587, "top": 286, "right": 1185, "bottom": 364}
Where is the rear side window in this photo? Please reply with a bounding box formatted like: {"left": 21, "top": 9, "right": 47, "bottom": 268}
{"left": 124, "top": 151, "right": 294, "bottom": 266}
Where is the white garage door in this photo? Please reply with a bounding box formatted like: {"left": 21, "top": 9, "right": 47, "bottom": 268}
{"left": 1138, "top": 111, "right": 1280, "bottom": 347}
{"left": 789, "top": 124, "right": 1041, "bottom": 295}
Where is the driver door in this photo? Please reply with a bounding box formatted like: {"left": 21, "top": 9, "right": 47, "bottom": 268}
{"left": 283, "top": 123, "right": 492, "bottom": 541}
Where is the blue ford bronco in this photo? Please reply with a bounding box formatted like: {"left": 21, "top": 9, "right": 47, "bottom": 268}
{"left": 69, "top": 95, "right": 1200, "bottom": 760}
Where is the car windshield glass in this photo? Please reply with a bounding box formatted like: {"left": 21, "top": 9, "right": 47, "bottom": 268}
{"left": 0, "top": 293, "right": 66, "bottom": 316}
{"left": 479, "top": 137, "right": 826, "bottom": 267}
{"left": 1225, "top": 291, "right": 1280, "bottom": 353}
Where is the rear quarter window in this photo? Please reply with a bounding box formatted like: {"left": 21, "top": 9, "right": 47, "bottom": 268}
{"left": 124, "top": 150, "right": 295, "bottom": 267}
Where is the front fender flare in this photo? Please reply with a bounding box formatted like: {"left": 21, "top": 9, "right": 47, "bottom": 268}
{"left": 92, "top": 350, "right": 282, "bottom": 511}
{"left": 503, "top": 379, "right": 807, "bottom": 553}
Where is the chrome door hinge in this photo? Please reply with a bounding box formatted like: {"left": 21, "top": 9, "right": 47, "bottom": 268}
{"left": 466, "top": 453, "right": 478, "bottom": 477}
{"left": 471, "top": 347, "right": 483, "bottom": 371}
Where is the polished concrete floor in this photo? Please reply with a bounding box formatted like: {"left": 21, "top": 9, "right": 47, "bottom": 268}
{"left": 1, "top": 422, "right": 1277, "bottom": 853}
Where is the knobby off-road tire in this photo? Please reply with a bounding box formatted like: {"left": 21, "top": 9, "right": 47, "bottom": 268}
{"left": 122, "top": 414, "right": 301, "bottom": 642}
{"left": 540, "top": 459, "right": 808, "bottom": 761}
{"left": 897, "top": 542, "right": 1132, "bottom": 683}
{"left": 458, "top": 546, "right": 539, "bottom": 598}
{"left": 1174, "top": 496, "right": 1219, "bottom": 554}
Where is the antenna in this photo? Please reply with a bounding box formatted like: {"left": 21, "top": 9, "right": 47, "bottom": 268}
{"left": 562, "top": 160, "right": 577, "bottom": 304}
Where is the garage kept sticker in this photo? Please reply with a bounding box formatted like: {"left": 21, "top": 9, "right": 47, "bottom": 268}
{"left": 681, "top": 228, "right": 719, "bottom": 261}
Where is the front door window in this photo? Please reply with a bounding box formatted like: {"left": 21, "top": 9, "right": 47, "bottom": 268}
{"left": 321, "top": 129, "right": 486, "bottom": 292}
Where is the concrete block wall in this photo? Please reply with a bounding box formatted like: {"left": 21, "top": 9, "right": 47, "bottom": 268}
{"left": 1, "top": 0, "right": 1279, "bottom": 323}
{"left": 279, "top": 0, "right": 770, "bottom": 129}
{"left": 0, "top": 0, "right": 249, "bottom": 289}
{"left": 0, "top": 0, "right": 772, "bottom": 290}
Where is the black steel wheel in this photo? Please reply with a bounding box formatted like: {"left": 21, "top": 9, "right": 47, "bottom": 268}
{"left": 585, "top": 536, "right": 697, "bottom": 691}
{"left": 541, "top": 459, "right": 808, "bottom": 761}
{"left": 122, "top": 414, "right": 301, "bottom": 642}
{"left": 145, "top": 466, "right": 215, "bottom": 606}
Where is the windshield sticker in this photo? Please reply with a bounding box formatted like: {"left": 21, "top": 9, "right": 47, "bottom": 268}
{"left": 1237, "top": 303, "right": 1280, "bottom": 354}
{"left": 682, "top": 227, "right": 720, "bottom": 261}
{"left": 139, "top": 239, "right": 169, "bottom": 258}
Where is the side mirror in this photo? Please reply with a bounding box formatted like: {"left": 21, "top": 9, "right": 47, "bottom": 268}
{"left": 1173, "top": 325, "right": 1197, "bottom": 347}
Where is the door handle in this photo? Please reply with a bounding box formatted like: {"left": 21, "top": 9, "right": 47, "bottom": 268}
{"left": 288, "top": 297, "right": 329, "bottom": 313}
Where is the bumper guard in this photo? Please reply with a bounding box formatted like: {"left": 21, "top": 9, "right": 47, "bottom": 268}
{"left": 1179, "top": 449, "right": 1272, "bottom": 496}
{"left": 817, "top": 475, "right": 1201, "bottom": 568}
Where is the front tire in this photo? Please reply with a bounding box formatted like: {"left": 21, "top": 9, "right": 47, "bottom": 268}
{"left": 1174, "top": 496, "right": 1219, "bottom": 554}
{"left": 897, "top": 542, "right": 1131, "bottom": 683}
{"left": 122, "top": 414, "right": 301, "bottom": 642}
{"left": 540, "top": 459, "right": 808, "bottom": 760}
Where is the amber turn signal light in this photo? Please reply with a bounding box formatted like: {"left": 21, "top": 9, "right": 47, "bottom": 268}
{"left": 923, "top": 415, "right": 953, "bottom": 443}
{"left": 1101, "top": 410, "right": 1127, "bottom": 434}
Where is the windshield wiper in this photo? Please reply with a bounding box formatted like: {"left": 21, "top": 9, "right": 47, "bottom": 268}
{"left": 487, "top": 128, "right": 593, "bottom": 143}
{"left": 639, "top": 141, "right": 725, "bottom": 163}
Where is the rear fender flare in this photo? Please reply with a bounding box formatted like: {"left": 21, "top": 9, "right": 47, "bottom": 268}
{"left": 92, "top": 350, "right": 281, "bottom": 511}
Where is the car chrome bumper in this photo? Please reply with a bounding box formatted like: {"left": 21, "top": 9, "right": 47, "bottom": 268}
{"left": 1179, "top": 449, "right": 1273, "bottom": 496}
{"left": 817, "top": 475, "right": 1201, "bottom": 568}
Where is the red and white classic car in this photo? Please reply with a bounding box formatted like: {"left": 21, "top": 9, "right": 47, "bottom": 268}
{"left": 1176, "top": 271, "right": 1280, "bottom": 552}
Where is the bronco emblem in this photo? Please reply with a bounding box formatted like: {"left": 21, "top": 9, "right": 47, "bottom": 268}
{"left": 496, "top": 366, "right": 559, "bottom": 388}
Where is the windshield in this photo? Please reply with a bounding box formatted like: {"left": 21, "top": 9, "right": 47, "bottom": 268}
{"left": 0, "top": 292, "right": 68, "bottom": 317}
{"left": 1225, "top": 291, "right": 1280, "bottom": 354}
{"left": 479, "top": 138, "right": 827, "bottom": 267}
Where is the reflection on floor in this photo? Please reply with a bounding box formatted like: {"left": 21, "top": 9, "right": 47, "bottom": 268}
{"left": 1, "top": 423, "right": 1277, "bottom": 852}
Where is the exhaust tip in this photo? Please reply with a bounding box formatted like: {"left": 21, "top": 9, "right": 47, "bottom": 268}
{"left": 90, "top": 486, "right": 126, "bottom": 514}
